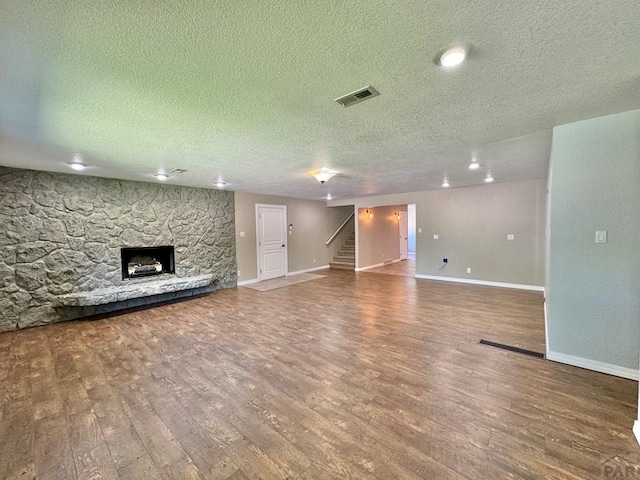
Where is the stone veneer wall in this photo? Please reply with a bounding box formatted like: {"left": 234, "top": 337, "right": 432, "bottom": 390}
{"left": 0, "top": 167, "right": 236, "bottom": 332}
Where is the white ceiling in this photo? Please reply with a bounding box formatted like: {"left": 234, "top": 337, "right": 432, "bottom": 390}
{"left": 1, "top": 0, "right": 639, "bottom": 200}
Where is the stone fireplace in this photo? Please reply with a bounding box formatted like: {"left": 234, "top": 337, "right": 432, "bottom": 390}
{"left": 0, "top": 166, "right": 237, "bottom": 332}
{"left": 121, "top": 246, "right": 175, "bottom": 279}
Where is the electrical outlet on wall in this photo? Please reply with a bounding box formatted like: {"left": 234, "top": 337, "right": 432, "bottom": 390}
{"left": 466, "top": 267, "right": 472, "bottom": 274}
{"left": 238, "top": 270, "right": 241, "bottom": 276}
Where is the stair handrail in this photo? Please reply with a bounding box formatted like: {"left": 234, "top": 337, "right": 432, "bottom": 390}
{"left": 325, "top": 211, "right": 355, "bottom": 246}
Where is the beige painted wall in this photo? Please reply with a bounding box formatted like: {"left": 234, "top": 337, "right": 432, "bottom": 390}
{"left": 415, "top": 180, "right": 546, "bottom": 285}
{"left": 331, "top": 178, "right": 546, "bottom": 286}
{"left": 235, "top": 192, "right": 351, "bottom": 282}
{"left": 547, "top": 110, "right": 640, "bottom": 371}
{"left": 357, "top": 205, "right": 402, "bottom": 269}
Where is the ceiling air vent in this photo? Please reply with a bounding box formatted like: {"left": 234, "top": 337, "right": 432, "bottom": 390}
{"left": 334, "top": 86, "right": 380, "bottom": 107}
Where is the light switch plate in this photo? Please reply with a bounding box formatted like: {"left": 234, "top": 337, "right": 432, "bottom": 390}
{"left": 433, "top": 234, "right": 439, "bottom": 240}
{"left": 595, "top": 231, "right": 607, "bottom": 243}
{"left": 240, "top": 231, "right": 246, "bottom": 237}
{"left": 418, "top": 228, "right": 422, "bottom": 234}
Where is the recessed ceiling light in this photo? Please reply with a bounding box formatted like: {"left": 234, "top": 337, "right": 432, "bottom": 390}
{"left": 485, "top": 175, "right": 494, "bottom": 183}
{"left": 155, "top": 173, "right": 169, "bottom": 181}
{"left": 436, "top": 45, "right": 468, "bottom": 67}
{"left": 468, "top": 162, "right": 480, "bottom": 170}
{"left": 68, "top": 154, "right": 87, "bottom": 171}
{"left": 68, "top": 162, "right": 87, "bottom": 171}
{"left": 215, "top": 181, "right": 226, "bottom": 188}
{"left": 442, "top": 180, "right": 450, "bottom": 188}
{"left": 326, "top": 194, "right": 332, "bottom": 200}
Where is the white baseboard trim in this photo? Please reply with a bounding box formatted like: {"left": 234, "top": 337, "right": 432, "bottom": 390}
{"left": 237, "top": 278, "right": 259, "bottom": 286}
{"left": 634, "top": 421, "right": 640, "bottom": 446}
{"left": 414, "top": 274, "right": 544, "bottom": 292}
{"left": 543, "top": 301, "right": 550, "bottom": 358}
{"left": 355, "top": 262, "right": 384, "bottom": 272}
{"left": 546, "top": 351, "right": 639, "bottom": 380}
{"left": 287, "top": 265, "right": 329, "bottom": 276}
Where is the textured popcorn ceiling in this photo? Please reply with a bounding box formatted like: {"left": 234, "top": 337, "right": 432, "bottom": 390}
{"left": 1, "top": 0, "right": 639, "bottom": 199}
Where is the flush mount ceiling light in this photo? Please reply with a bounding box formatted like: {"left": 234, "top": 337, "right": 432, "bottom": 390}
{"left": 311, "top": 168, "right": 338, "bottom": 184}
{"left": 325, "top": 194, "right": 332, "bottom": 200}
{"left": 442, "top": 180, "right": 450, "bottom": 188}
{"left": 485, "top": 175, "right": 494, "bottom": 183}
{"left": 215, "top": 181, "right": 226, "bottom": 188}
{"left": 435, "top": 45, "right": 469, "bottom": 67}
{"left": 155, "top": 173, "right": 169, "bottom": 181}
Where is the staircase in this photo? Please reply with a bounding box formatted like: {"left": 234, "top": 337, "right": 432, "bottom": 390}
{"left": 329, "top": 233, "right": 355, "bottom": 270}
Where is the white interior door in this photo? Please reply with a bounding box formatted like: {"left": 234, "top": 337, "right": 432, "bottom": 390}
{"left": 256, "top": 204, "right": 287, "bottom": 280}
{"left": 399, "top": 212, "right": 408, "bottom": 260}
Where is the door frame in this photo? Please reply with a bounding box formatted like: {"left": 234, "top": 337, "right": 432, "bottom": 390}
{"left": 398, "top": 210, "right": 408, "bottom": 260}
{"left": 255, "top": 204, "right": 288, "bottom": 281}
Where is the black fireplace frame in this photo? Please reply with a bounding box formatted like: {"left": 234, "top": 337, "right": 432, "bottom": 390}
{"left": 121, "top": 246, "right": 175, "bottom": 280}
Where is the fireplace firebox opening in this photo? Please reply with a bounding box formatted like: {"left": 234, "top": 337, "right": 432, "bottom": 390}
{"left": 121, "top": 246, "right": 175, "bottom": 280}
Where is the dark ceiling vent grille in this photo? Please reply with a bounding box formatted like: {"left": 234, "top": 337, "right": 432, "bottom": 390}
{"left": 335, "top": 86, "right": 380, "bottom": 107}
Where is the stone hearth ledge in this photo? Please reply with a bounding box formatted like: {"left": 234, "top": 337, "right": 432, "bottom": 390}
{"left": 52, "top": 274, "right": 215, "bottom": 307}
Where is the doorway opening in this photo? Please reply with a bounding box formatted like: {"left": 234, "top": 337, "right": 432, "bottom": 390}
{"left": 357, "top": 204, "right": 416, "bottom": 278}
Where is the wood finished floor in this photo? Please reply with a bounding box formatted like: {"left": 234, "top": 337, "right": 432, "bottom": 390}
{"left": 1, "top": 269, "right": 638, "bottom": 479}
{"left": 363, "top": 259, "right": 416, "bottom": 278}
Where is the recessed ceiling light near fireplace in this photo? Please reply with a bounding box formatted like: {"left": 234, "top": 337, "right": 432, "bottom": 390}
{"left": 67, "top": 154, "right": 87, "bottom": 171}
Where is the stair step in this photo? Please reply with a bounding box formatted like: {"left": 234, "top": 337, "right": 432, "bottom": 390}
{"left": 330, "top": 262, "right": 355, "bottom": 271}
{"left": 330, "top": 229, "right": 356, "bottom": 270}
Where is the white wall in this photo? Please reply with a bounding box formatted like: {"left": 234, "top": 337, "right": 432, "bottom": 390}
{"left": 546, "top": 109, "right": 640, "bottom": 377}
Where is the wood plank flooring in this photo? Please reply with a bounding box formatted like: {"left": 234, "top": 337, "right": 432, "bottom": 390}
{"left": 364, "top": 258, "right": 416, "bottom": 278}
{"left": 1, "top": 268, "right": 637, "bottom": 479}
